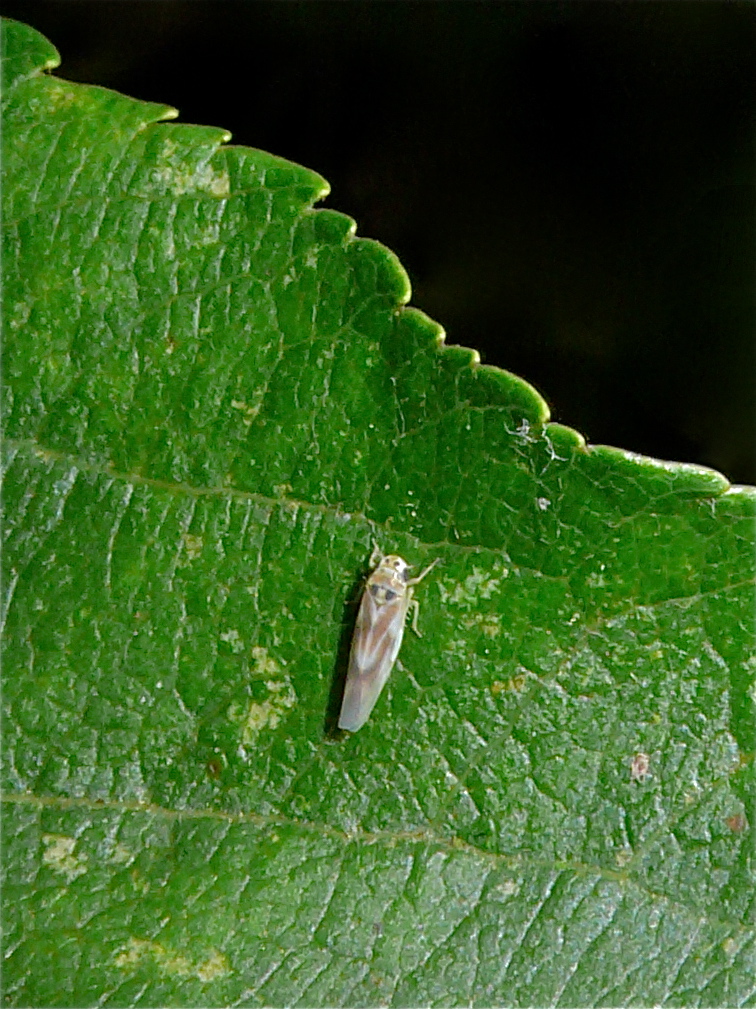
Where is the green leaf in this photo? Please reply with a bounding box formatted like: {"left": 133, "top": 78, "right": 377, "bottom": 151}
{"left": 2, "top": 17, "right": 754, "bottom": 1008}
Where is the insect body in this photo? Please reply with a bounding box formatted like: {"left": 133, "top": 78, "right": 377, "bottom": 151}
{"left": 338, "top": 549, "right": 439, "bottom": 732}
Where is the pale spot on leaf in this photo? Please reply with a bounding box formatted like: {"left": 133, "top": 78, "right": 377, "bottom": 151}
{"left": 42, "top": 834, "right": 88, "bottom": 882}
{"left": 182, "top": 533, "right": 203, "bottom": 560}
{"left": 114, "top": 938, "right": 230, "bottom": 981}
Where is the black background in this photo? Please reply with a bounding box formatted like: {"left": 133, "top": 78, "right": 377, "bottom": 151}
{"left": 5, "top": 2, "right": 755, "bottom": 483}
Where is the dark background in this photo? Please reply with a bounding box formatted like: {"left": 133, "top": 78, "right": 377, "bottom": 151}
{"left": 5, "top": 2, "right": 755, "bottom": 483}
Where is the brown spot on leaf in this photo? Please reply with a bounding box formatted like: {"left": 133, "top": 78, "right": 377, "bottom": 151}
{"left": 726, "top": 814, "right": 746, "bottom": 833}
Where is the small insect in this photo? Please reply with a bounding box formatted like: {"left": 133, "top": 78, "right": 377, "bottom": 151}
{"left": 338, "top": 548, "right": 439, "bottom": 732}
{"left": 630, "top": 752, "right": 650, "bottom": 782}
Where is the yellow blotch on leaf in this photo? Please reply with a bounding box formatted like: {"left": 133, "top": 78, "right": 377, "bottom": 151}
{"left": 231, "top": 399, "right": 261, "bottom": 426}
{"left": 114, "top": 938, "right": 230, "bottom": 982}
{"left": 41, "top": 833, "right": 88, "bottom": 882}
{"left": 228, "top": 646, "right": 297, "bottom": 745}
{"left": 491, "top": 673, "right": 527, "bottom": 695}
{"left": 182, "top": 533, "right": 203, "bottom": 560}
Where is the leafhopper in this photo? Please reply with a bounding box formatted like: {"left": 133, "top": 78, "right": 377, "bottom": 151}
{"left": 338, "top": 548, "right": 439, "bottom": 732}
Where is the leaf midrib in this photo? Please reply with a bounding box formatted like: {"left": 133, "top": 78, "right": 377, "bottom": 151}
{"left": 6, "top": 437, "right": 748, "bottom": 601}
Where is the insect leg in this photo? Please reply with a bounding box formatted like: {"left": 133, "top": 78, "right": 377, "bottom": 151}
{"left": 408, "top": 596, "right": 422, "bottom": 637}
{"left": 406, "top": 557, "right": 440, "bottom": 586}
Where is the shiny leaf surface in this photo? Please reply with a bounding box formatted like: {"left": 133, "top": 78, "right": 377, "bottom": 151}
{"left": 2, "top": 19, "right": 755, "bottom": 1008}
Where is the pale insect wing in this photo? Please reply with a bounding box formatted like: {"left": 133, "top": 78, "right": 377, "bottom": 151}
{"left": 338, "top": 589, "right": 408, "bottom": 731}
